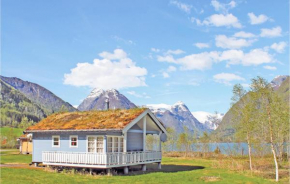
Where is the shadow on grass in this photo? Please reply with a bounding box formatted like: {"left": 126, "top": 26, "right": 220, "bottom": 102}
{"left": 117, "top": 163, "right": 205, "bottom": 175}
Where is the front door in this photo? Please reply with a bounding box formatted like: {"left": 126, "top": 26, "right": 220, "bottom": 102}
{"left": 87, "top": 136, "right": 104, "bottom": 153}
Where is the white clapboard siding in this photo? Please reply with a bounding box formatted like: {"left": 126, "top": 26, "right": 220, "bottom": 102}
{"left": 42, "top": 151, "right": 161, "bottom": 168}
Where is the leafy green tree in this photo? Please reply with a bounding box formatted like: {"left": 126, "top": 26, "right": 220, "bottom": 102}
{"left": 231, "top": 84, "right": 256, "bottom": 171}
{"left": 199, "top": 132, "right": 210, "bottom": 157}
{"left": 250, "top": 76, "right": 289, "bottom": 182}
{"left": 163, "top": 127, "right": 178, "bottom": 152}
{"left": 177, "top": 127, "right": 193, "bottom": 156}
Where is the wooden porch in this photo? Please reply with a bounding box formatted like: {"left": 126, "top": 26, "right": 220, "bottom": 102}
{"left": 42, "top": 151, "right": 162, "bottom": 168}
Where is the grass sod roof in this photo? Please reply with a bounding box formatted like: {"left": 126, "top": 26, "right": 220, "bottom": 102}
{"left": 26, "top": 108, "right": 147, "bottom": 131}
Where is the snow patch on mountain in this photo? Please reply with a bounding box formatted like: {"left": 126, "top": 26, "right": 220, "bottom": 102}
{"left": 146, "top": 102, "right": 209, "bottom": 134}
{"left": 78, "top": 88, "right": 136, "bottom": 111}
{"left": 271, "top": 75, "right": 289, "bottom": 90}
{"left": 191, "top": 111, "right": 224, "bottom": 130}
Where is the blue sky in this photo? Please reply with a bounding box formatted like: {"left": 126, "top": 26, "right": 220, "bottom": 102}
{"left": 2, "top": 0, "right": 289, "bottom": 113}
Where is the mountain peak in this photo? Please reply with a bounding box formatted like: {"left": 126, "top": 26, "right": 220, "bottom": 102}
{"left": 87, "top": 88, "right": 105, "bottom": 98}
{"left": 78, "top": 88, "right": 136, "bottom": 111}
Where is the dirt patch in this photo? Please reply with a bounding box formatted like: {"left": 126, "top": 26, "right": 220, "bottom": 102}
{"left": 200, "top": 176, "right": 221, "bottom": 182}
{"left": 0, "top": 164, "right": 44, "bottom": 170}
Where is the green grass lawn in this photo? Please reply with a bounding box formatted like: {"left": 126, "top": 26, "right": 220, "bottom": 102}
{"left": 0, "top": 127, "right": 24, "bottom": 137}
{"left": 0, "top": 150, "right": 281, "bottom": 184}
{"left": 1, "top": 149, "right": 32, "bottom": 164}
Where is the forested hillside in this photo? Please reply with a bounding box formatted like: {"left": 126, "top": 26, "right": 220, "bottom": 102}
{"left": 213, "top": 76, "right": 289, "bottom": 141}
{"left": 0, "top": 79, "right": 46, "bottom": 127}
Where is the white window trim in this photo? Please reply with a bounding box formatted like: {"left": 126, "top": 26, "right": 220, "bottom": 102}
{"left": 52, "top": 135, "right": 60, "bottom": 147}
{"left": 86, "top": 135, "right": 104, "bottom": 153}
{"left": 69, "top": 135, "right": 78, "bottom": 148}
{"left": 107, "top": 136, "right": 124, "bottom": 153}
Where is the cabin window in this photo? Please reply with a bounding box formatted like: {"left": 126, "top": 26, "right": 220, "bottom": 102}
{"left": 87, "top": 136, "right": 104, "bottom": 153}
{"left": 52, "top": 135, "right": 60, "bottom": 147}
{"left": 70, "top": 135, "right": 78, "bottom": 147}
{"left": 107, "top": 136, "right": 124, "bottom": 153}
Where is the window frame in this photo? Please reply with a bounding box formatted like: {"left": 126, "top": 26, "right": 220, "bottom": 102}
{"left": 86, "top": 135, "right": 104, "bottom": 153}
{"left": 107, "top": 136, "right": 124, "bottom": 153}
{"left": 69, "top": 135, "right": 78, "bottom": 148}
{"left": 52, "top": 135, "right": 60, "bottom": 147}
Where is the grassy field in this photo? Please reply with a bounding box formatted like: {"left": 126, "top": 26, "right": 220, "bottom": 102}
{"left": 0, "top": 127, "right": 24, "bottom": 137}
{"left": 1, "top": 149, "right": 32, "bottom": 164}
{"left": 1, "top": 149, "right": 285, "bottom": 184}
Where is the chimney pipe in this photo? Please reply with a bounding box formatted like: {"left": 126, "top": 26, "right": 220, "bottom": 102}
{"left": 105, "top": 98, "right": 109, "bottom": 110}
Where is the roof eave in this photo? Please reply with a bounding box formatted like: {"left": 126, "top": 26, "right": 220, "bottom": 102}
{"left": 24, "top": 129, "right": 123, "bottom": 133}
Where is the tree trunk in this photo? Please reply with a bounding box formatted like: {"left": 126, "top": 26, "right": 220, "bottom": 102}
{"left": 266, "top": 103, "right": 279, "bottom": 182}
{"left": 246, "top": 133, "right": 253, "bottom": 171}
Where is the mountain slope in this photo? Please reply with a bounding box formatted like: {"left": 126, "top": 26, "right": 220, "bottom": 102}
{"left": 213, "top": 75, "right": 289, "bottom": 141}
{"left": 0, "top": 76, "right": 76, "bottom": 114}
{"left": 0, "top": 79, "right": 46, "bottom": 126}
{"left": 78, "top": 88, "right": 137, "bottom": 111}
{"left": 146, "top": 102, "right": 208, "bottom": 134}
{"left": 191, "top": 111, "right": 224, "bottom": 130}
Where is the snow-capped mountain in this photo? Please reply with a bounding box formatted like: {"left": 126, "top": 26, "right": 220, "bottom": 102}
{"left": 271, "top": 75, "right": 289, "bottom": 90}
{"left": 191, "top": 111, "right": 224, "bottom": 130}
{"left": 146, "top": 101, "right": 209, "bottom": 134}
{"left": 78, "top": 88, "right": 136, "bottom": 111}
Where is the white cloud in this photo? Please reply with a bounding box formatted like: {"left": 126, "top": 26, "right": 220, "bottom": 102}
{"left": 157, "top": 55, "right": 176, "bottom": 63}
{"left": 194, "top": 42, "right": 210, "bottom": 49}
{"left": 211, "top": 0, "right": 236, "bottom": 14}
{"left": 99, "top": 49, "right": 127, "bottom": 60}
{"left": 248, "top": 12, "right": 269, "bottom": 25}
{"left": 242, "top": 49, "right": 273, "bottom": 66}
{"left": 158, "top": 47, "right": 275, "bottom": 70}
{"left": 73, "top": 105, "right": 78, "bottom": 108}
{"left": 166, "top": 49, "right": 185, "bottom": 55}
{"left": 127, "top": 91, "right": 150, "bottom": 98}
{"left": 64, "top": 49, "right": 147, "bottom": 89}
{"left": 215, "top": 35, "right": 256, "bottom": 49}
{"left": 220, "top": 48, "right": 274, "bottom": 66}
{"left": 170, "top": 0, "right": 192, "bottom": 14}
{"left": 263, "top": 65, "right": 277, "bottom": 70}
{"left": 192, "top": 14, "right": 242, "bottom": 28}
{"left": 219, "top": 49, "right": 244, "bottom": 66}
{"left": 213, "top": 73, "right": 245, "bottom": 85}
{"left": 176, "top": 51, "right": 220, "bottom": 71}
{"left": 162, "top": 72, "right": 170, "bottom": 78}
{"left": 233, "top": 31, "right": 256, "bottom": 38}
{"left": 167, "top": 66, "right": 177, "bottom": 72}
{"left": 158, "top": 51, "right": 221, "bottom": 71}
{"left": 161, "top": 66, "right": 177, "bottom": 78}
{"left": 260, "top": 26, "right": 282, "bottom": 37}
{"left": 151, "top": 48, "right": 160, "bottom": 53}
{"left": 270, "top": 41, "right": 287, "bottom": 53}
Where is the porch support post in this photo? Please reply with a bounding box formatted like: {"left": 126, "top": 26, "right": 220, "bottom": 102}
{"left": 89, "top": 168, "right": 92, "bottom": 175}
{"left": 107, "top": 168, "right": 112, "bottom": 176}
{"left": 158, "top": 162, "right": 162, "bottom": 170}
{"left": 143, "top": 116, "right": 146, "bottom": 152}
{"left": 34, "top": 163, "right": 38, "bottom": 167}
{"left": 104, "top": 135, "right": 107, "bottom": 165}
{"left": 104, "top": 135, "right": 107, "bottom": 153}
{"left": 124, "top": 166, "right": 129, "bottom": 174}
{"left": 123, "top": 132, "right": 127, "bottom": 152}
{"left": 142, "top": 164, "right": 146, "bottom": 171}
{"left": 159, "top": 132, "right": 162, "bottom": 152}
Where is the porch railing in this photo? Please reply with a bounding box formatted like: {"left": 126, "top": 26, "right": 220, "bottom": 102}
{"left": 42, "top": 151, "right": 162, "bottom": 166}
